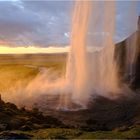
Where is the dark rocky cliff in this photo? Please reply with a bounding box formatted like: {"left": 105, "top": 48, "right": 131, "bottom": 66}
{"left": 134, "top": 16, "right": 140, "bottom": 88}
{"left": 115, "top": 16, "right": 140, "bottom": 89}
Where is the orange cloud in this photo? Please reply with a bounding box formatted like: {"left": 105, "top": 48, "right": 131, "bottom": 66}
{"left": 0, "top": 40, "right": 9, "bottom": 45}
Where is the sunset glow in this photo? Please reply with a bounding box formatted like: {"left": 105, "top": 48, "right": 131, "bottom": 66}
{"left": 0, "top": 45, "right": 69, "bottom": 54}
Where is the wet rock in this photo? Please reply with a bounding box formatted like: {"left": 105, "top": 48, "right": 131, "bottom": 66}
{"left": 115, "top": 16, "right": 140, "bottom": 89}
{"left": 113, "top": 126, "right": 130, "bottom": 132}
{"left": 20, "top": 125, "right": 32, "bottom": 131}
{"left": 85, "top": 119, "right": 109, "bottom": 131}
{"left": 0, "top": 123, "right": 7, "bottom": 131}
{"left": 0, "top": 131, "right": 32, "bottom": 139}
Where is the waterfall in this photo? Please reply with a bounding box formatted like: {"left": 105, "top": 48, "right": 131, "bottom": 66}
{"left": 66, "top": 1, "right": 119, "bottom": 107}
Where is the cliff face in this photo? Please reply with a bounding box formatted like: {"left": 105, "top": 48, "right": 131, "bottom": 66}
{"left": 0, "top": 96, "right": 64, "bottom": 132}
{"left": 134, "top": 16, "right": 140, "bottom": 88}
{"left": 115, "top": 16, "right": 140, "bottom": 89}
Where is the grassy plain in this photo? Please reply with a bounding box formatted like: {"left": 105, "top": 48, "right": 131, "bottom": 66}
{"left": 0, "top": 53, "right": 66, "bottom": 91}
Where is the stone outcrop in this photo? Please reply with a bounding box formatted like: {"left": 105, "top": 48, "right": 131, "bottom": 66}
{"left": 0, "top": 96, "right": 65, "bottom": 131}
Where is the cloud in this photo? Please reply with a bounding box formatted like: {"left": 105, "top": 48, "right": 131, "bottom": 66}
{"left": 0, "top": 0, "right": 73, "bottom": 47}
{"left": 0, "top": 1, "right": 139, "bottom": 48}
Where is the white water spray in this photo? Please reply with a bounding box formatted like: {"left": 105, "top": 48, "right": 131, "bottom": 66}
{"left": 66, "top": 1, "right": 120, "bottom": 107}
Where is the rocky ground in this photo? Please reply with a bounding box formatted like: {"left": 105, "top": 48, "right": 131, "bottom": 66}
{"left": 42, "top": 93, "right": 140, "bottom": 131}
{"left": 0, "top": 92, "right": 140, "bottom": 139}
{"left": 0, "top": 96, "right": 66, "bottom": 138}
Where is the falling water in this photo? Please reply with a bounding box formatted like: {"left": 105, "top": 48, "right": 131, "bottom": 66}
{"left": 66, "top": 1, "right": 119, "bottom": 107}
{"left": 66, "top": 1, "right": 92, "bottom": 106}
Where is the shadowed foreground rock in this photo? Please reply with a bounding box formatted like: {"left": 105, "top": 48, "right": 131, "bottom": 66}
{"left": 0, "top": 131, "right": 32, "bottom": 139}
{"left": 0, "top": 95, "right": 65, "bottom": 132}
{"left": 41, "top": 94, "right": 140, "bottom": 131}
{"left": 0, "top": 90, "right": 140, "bottom": 139}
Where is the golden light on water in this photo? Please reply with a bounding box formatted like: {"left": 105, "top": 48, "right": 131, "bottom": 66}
{"left": 0, "top": 45, "right": 69, "bottom": 54}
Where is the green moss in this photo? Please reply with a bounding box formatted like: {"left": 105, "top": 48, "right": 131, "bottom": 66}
{"left": 78, "top": 126, "right": 140, "bottom": 139}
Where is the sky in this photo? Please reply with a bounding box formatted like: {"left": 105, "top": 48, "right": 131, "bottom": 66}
{"left": 0, "top": 1, "right": 139, "bottom": 53}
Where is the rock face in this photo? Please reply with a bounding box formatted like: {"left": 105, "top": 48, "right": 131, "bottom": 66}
{"left": 115, "top": 16, "right": 140, "bottom": 89}
{"left": 133, "top": 16, "right": 140, "bottom": 88}
{"left": 0, "top": 131, "right": 32, "bottom": 139}
{"left": 0, "top": 96, "right": 65, "bottom": 132}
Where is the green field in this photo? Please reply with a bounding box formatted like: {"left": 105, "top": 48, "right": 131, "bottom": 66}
{"left": 0, "top": 53, "right": 67, "bottom": 92}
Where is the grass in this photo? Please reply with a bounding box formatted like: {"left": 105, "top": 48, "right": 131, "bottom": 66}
{"left": 0, "top": 53, "right": 66, "bottom": 92}
{"left": 9, "top": 125, "right": 140, "bottom": 139}
{"left": 77, "top": 126, "right": 140, "bottom": 139}
{"left": 0, "top": 65, "right": 38, "bottom": 91}
{"left": 32, "top": 128, "right": 82, "bottom": 139}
